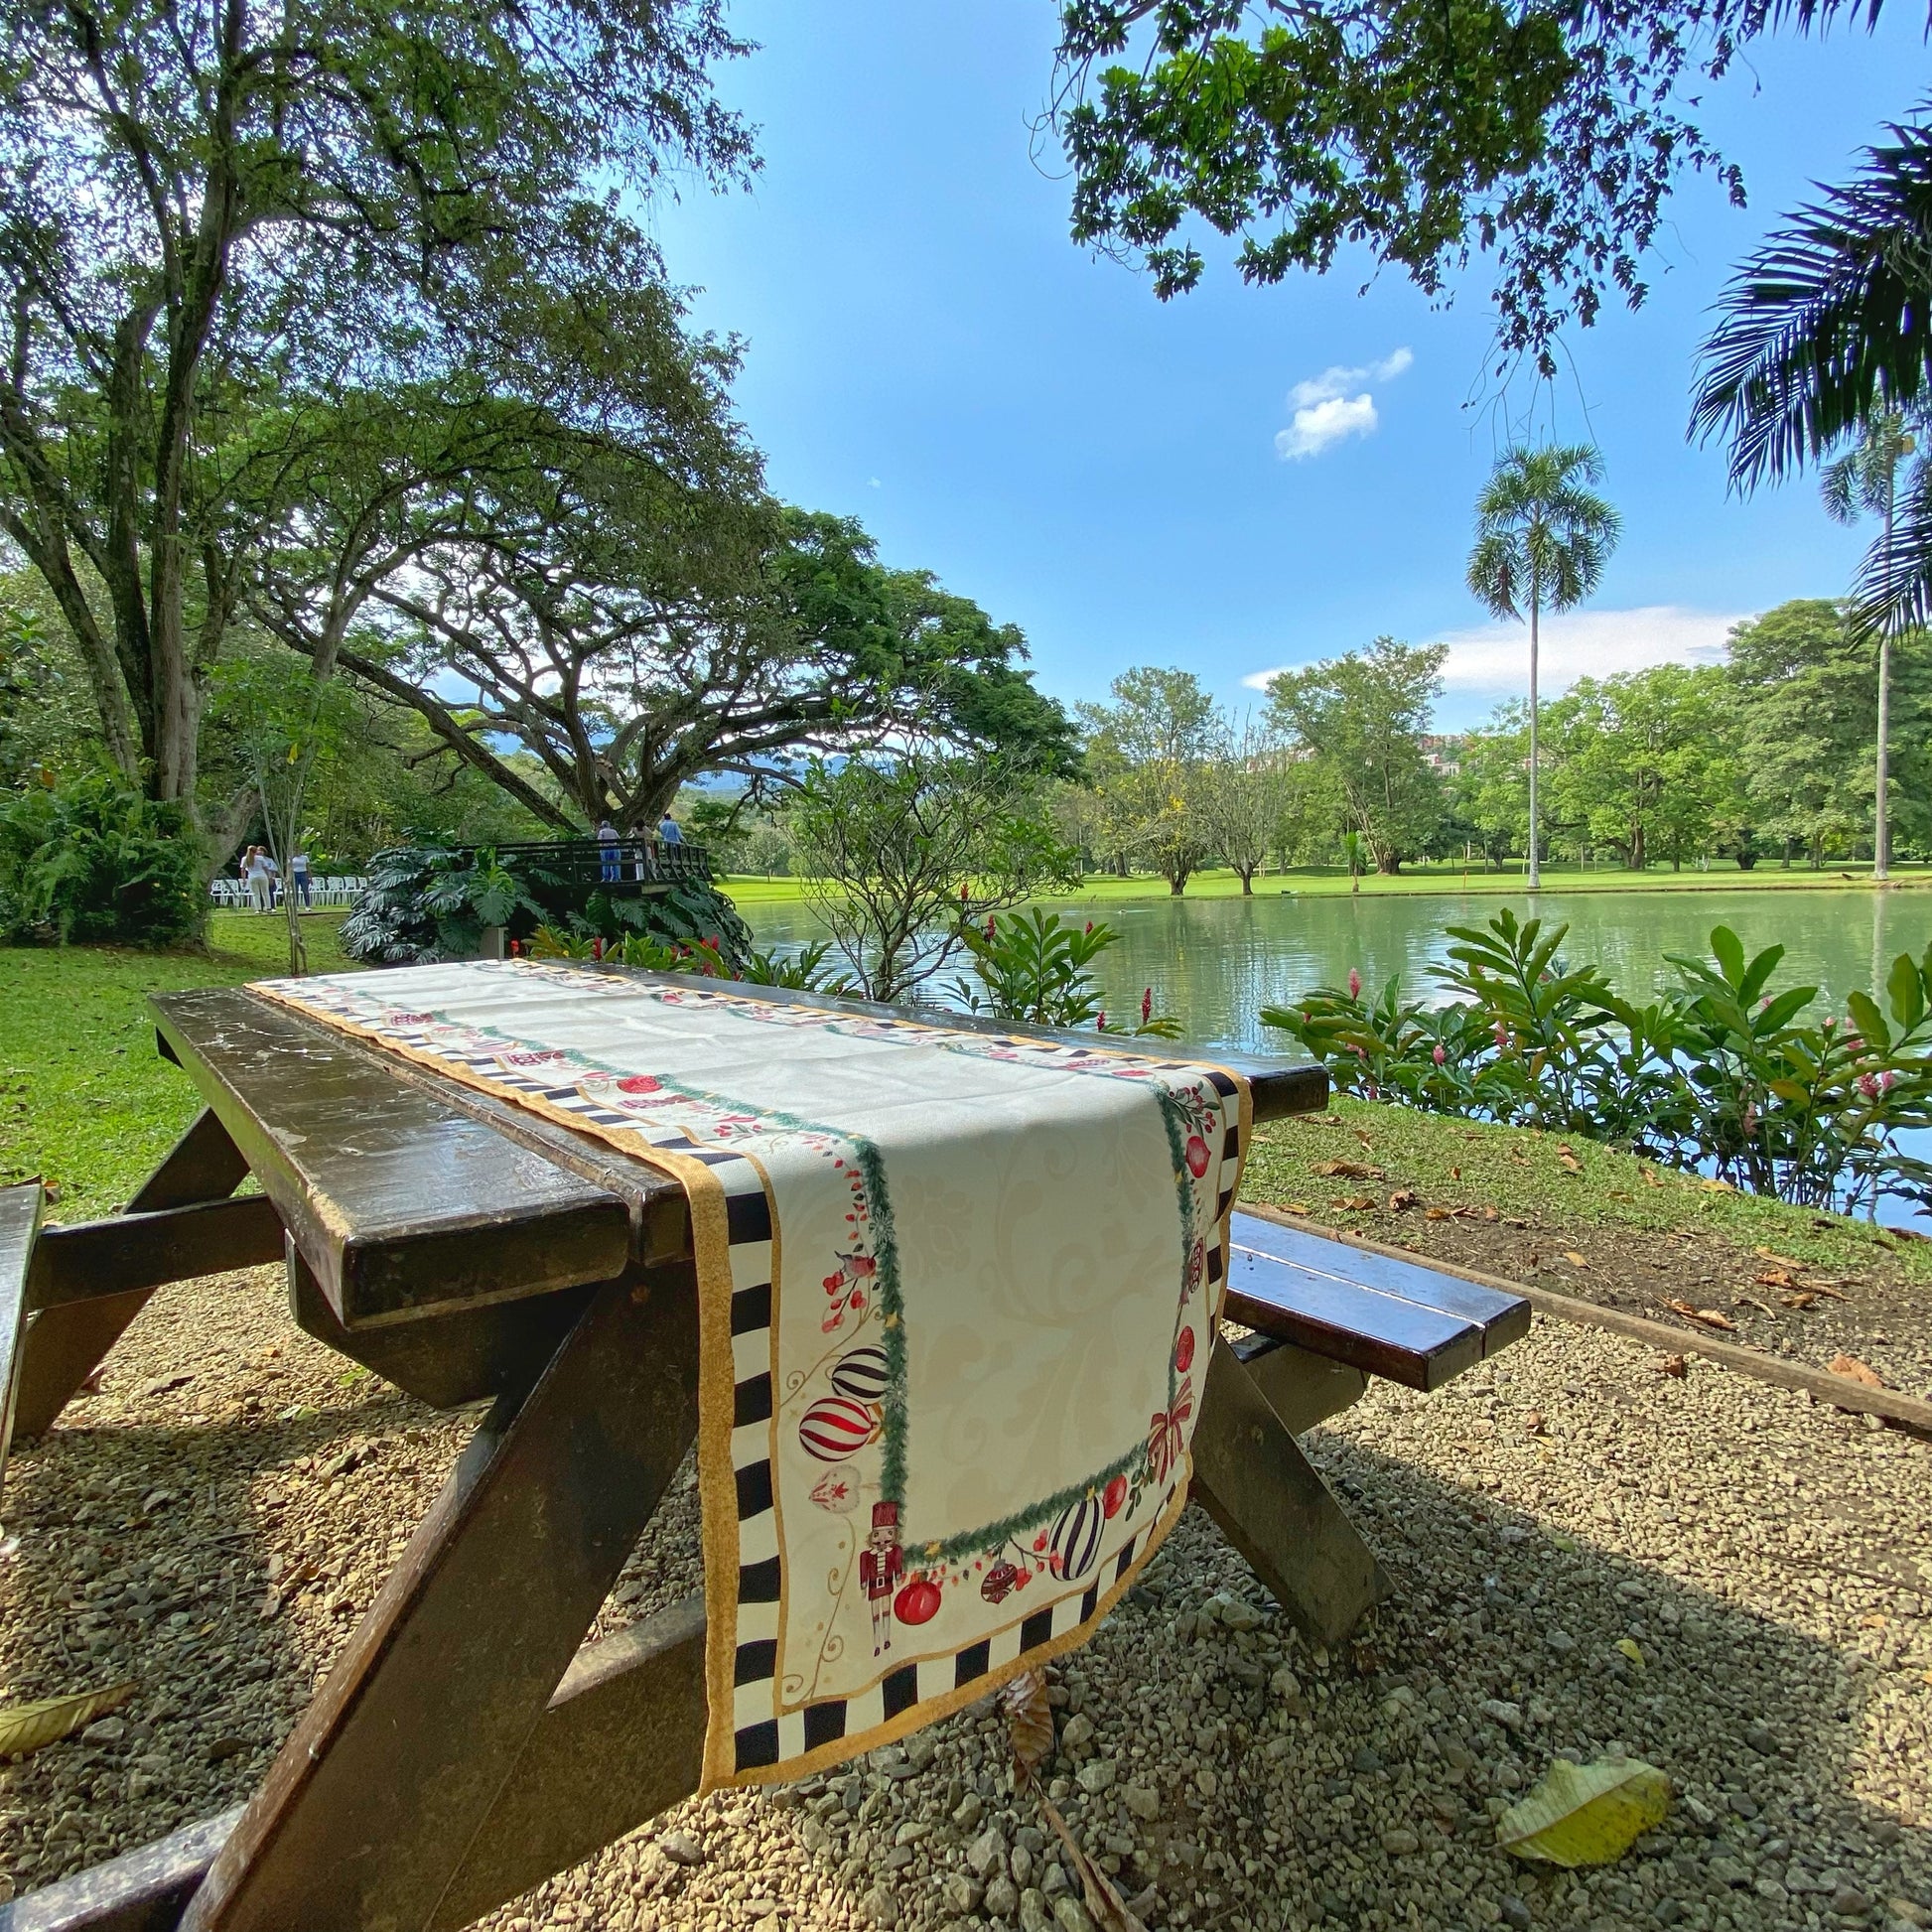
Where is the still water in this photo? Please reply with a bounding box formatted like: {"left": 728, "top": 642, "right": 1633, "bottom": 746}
{"left": 743, "top": 887, "right": 1932, "bottom": 1060}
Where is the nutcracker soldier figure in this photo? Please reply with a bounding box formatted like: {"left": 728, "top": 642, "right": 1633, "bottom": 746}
{"left": 860, "top": 1500, "right": 904, "bottom": 1656}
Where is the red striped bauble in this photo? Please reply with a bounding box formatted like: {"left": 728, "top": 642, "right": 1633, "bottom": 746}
{"left": 798, "top": 1396, "right": 879, "bottom": 1462}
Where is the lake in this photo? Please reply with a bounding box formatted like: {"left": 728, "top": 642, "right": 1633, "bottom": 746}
{"left": 743, "top": 885, "right": 1932, "bottom": 1058}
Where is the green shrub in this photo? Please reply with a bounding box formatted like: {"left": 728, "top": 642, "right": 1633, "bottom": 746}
{"left": 0, "top": 772, "right": 204, "bottom": 946}
{"left": 1262, "top": 908, "right": 1932, "bottom": 1218}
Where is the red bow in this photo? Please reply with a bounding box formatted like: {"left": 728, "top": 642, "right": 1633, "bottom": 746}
{"left": 1147, "top": 1373, "right": 1194, "bottom": 1484}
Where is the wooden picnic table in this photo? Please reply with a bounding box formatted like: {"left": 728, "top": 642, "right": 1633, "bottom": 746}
{"left": 0, "top": 971, "right": 1527, "bottom": 1932}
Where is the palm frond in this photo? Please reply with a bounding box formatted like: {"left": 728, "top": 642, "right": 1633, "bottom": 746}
{"left": 1850, "top": 448, "right": 1932, "bottom": 634}
{"left": 1691, "top": 116, "right": 1932, "bottom": 488}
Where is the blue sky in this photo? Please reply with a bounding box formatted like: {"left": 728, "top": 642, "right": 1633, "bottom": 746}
{"left": 650, "top": 3, "right": 1927, "bottom": 732}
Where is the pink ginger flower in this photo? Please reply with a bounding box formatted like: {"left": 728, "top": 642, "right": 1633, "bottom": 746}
{"left": 1347, "top": 968, "right": 1362, "bottom": 999}
{"left": 1142, "top": 987, "right": 1153, "bottom": 1026}
{"left": 1859, "top": 1072, "right": 1880, "bottom": 1099}
{"left": 1432, "top": 1043, "right": 1447, "bottom": 1065}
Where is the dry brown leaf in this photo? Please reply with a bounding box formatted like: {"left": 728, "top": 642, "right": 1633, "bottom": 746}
{"left": 1035, "top": 1788, "right": 1151, "bottom": 1932}
{"left": 1524, "top": 1410, "right": 1547, "bottom": 1436}
{"left": 1558, "top": 1153, "right": 1584, "bottom": 1174}
{"left": 1425, "top": 1206, "right": 1451, "bottom": 1221}
{"left": 1640, "top": 1167, "right": 1663, "bottom": 1188}
{"left": 1388, "top": 1188, "right": 1418, "bottom": 1210}
{"left": 1806, "top": 1281, "right": 1851, "bottom": 1301}
{"left": 1281, "top": 1201, "right": 1311, "bottom": 1216}
{"left": 1561, "top": 1251, "right": 1588, "bottom": 1269}
{"left": 0, "top": 1682, "right": 134, "bottom": 1758}
{"left": 1333, "top": 1193, "right": 1375, "bottom": 1211}
{"left": 1311, "top": 1159, "right": 1386, "bottom": 1180}
{"left": 1828, "top": 1353, "right": 1886, "bottom": 1389}
{"left": 1735, "top": 1295, "right": 1778, "bottom": 1318}
{"left": 1780, "top": 1292, "right": 1818, "bottom": 1311}
{"left": 1481, "top": 1205, "right": 1500, "bottom": 1222}
{"left": 1653, "top": 1354, "right": 1688, "bottom": 1378}
{"left": 1753, "top": 1269, "right": 1795, "bottom": 1289}
{"left": 1002, "top": 1667, "right": 1054, "bottom": 1779}
{"left": 1663, "top": 1299, "right": 1735, "bottom": 1331}
{"left": 1449, "top": 1165, "right": 1463, "bottom": 1180}
{"left": 1752, "top": 1247, "right": 1807, "bottom": 1271}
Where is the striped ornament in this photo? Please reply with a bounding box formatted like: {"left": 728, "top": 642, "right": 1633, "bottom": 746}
{"left": 829, "top": 1344, "right": 891, "bottom": 1404}
{"left": 1049, "top": 1493, "right": 1105, "bottom": 1583}
{"left": 798, "top": 1396, "right": 880, "bottom": 1462}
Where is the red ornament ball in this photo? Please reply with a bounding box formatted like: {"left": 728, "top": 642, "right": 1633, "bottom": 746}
{"left": 895, "top": 1577, "right": 942, "bottom": 1625}
{"left": 1184, "top": 1134, "right": 1211, "bottom": 1178}
{"left": 1102, "top": 1474, "right": 1128, "bottom": 1519}
{"left": 1173, "top": 1326, "right": 1196, "bottom": 1373}
{"left": 618, "top": 1074, "right": 662, "bottom": 1095}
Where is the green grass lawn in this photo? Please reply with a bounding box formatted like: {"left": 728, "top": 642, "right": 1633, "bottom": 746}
{"left": 718, "top": 860, "right": 1932, "bottom": 909}
{"left": 0, "top": 911, "right": 357, "bottom": 1220}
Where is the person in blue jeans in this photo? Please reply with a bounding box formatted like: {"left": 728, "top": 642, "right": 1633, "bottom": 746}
{"left": 598, "top": 819, "right": 621, "bottom": 882}
{"left": 658, "top": 815, "right": 681, "bottom": 846}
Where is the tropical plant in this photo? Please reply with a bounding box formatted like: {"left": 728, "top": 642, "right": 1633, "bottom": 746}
{"left": 950, "top": 909, "right": 1181, "bottom": 1036}
{"left": 1466, "top": 447, "right": 1622, "bottom": 890}
{"left": 1261, "top": 909, "right": 1932, "bottom": 1216}
{"left": 340, "top": 847, "right": 555, "bottom": 964}
{"left": 0, "top": 772, "right": 203, "bottom": 947}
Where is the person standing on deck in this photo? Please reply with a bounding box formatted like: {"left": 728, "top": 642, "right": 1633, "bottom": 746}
{"left": 598, "top": 819, "right": 621, "bottom": 884}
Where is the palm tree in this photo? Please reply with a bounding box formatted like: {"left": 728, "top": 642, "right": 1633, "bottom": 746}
{"left": 1822, "top": 415, "right": 1918, "bottom": 880}
{"left": 1466, "top": 446, "right": 1621, "bottom": 891}
{"left": 1690, "top": 115, "right": 1932, "bottom": 636}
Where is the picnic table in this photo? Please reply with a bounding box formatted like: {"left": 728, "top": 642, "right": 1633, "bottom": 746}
{"left": 0, "top": 971, "right": 1527, "bottom": 1932}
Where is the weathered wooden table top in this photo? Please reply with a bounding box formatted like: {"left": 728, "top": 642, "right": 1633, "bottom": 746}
{"left": 151, "top": 971, "right": 1327, "bottom": 1331}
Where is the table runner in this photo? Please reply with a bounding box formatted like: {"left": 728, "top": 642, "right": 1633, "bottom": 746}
{"left": 254, "top": 960, "right": 1249, "bottom": 1789}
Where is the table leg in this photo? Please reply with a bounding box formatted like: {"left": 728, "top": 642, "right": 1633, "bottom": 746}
{"left": 1189, "top": 1339, "right": 1391, "bottom": 1647}
{"left": 13, "top": 1112, "right": 259, "bottom": 1439}
{"left": 181, "top": 1263, "right": 704, "bottom": 1932}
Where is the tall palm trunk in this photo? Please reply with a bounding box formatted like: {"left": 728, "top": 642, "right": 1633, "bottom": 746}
{"left": 1527, "top": 576, "right": 1542, "bottom": 892}
{"left": 1875, "top": 471, "right": 1893, "bottom": 883}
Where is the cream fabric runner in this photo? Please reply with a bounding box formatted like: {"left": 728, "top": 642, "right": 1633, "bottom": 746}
{"left": 255, "top": 960, "right": 1249, "bottom": 1789}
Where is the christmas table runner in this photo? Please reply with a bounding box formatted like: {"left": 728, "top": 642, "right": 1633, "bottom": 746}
{"left": 253, "top": 960, "right": 1249, "bottom": 1790}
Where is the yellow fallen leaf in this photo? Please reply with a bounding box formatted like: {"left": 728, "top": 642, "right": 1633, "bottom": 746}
{"left": 0, "top": 1682, "right": 135, "bottom": 1758}
{"left": 1496, "top": 1756, "right": 1671, "bottom": 1867}
{"left": 1002, "top": 1667, "right": 1053, "bottom": 1780}
{"left": 1615, "top": 1637, "right": 1647, "bottom": 1673}
{"left": 1282, "top": 1201, "right": 1311, "bottom": 1216}
{"left": 1562, "top": 1251, "right": 1588, "bottom": 1268}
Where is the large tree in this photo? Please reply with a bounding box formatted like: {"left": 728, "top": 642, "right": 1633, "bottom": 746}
{"left": 1466, "top": 445, "right": 1621, "bottom": 891}
{"left": 332, "top": 490, "right": 1073, "bottom": 837}
{"left": 1265, "top": 638, "right": 1447, "bottom": 873}
{"left": 0, "top": 0, "right": 750, "bottom": 817}
{"left": 1727, "top": 599, "right": 1932, "bottom": 865}
{"left": 1043, "top": 0, "right": 1922, "bottom": 372}
{"left": 1075, "top": 667, "right": 1219, "bottom": 893}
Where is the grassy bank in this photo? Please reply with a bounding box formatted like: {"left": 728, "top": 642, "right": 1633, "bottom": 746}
{"left": 0, "top": 912, "right": 355, "bottom": 1220}
{"left": 719, "top": 860, "right": 1932, "bottom": 909}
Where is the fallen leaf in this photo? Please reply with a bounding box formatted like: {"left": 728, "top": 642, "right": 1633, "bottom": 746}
{"left": 1003, "top": 1668, "right": 1053, "bottom": 1780}
{"left": 1663, "top": 1299, "right": 1735, "bottom": 1331}
{"left": 1449, "top": 1165, "right": 1462, "bottom": 1180}
{"left": 1495, "top": 1756, "right": 1671, "bottom": 1867}
{"left": 1281, "top": 1201, "right": 1311, "bottom": 1216}
{"left": 1780, "top": 1293, "right": 1818, "bottom": 1311}
{"left": 0, "top": 1683, "right": 135, "bottom": 1759}
{"left": 1333, "top": 1194, "right": 1375, "bottom": 1211}
{"left": 1425, "top": 1206, "right": 1451, "bottom": 1221}
{"left": 1481, "top": 1205, "right": 1500, "bottom": 1222}
{"left": 1614, "top": 1638, "right": 1647, "bottom": 1673}
{"left": 1734, "top": 1295, "right": 1778, "bottom": 1318}
{"left": 1561, "top": 1251, "right": 1588, "bottom": 1269}
{"left": 1388, "top": 1189, "right": 1418, "bottom": 1210}
{"left": 1035, "top": 1787, "right": 1151, "bottom": 1932}
{"left": 1699, "top": 1176, "right": 1734, "bottom": 1192}
{"left": 1753, "top": 1269, "right": 1795, "bottom": 1289}
{"left": 1558, "top": 1153, "right": 1584, "bottom": 1175}
{"left": 1653, "top": 1354, "right": 1687, "bottom": 1378}
{"left": 1828, "top": 1353, "right": 1885, "bottom": 1390}
{"left": 1311, "top": 1159, "right": 1385, "bottom": 1180}
{"left": 1753, "top": 1248, "right": 1806, "bottom": 1271}
{"left": 1806, "top": 1282, "right": 1851, "bottom": 1301}
{"left": 1640, "top": 1167, "right": 1663, "bottom": 1188}
{"left": 1524, "top": 1410, "right": 1547, "bottom": 1436}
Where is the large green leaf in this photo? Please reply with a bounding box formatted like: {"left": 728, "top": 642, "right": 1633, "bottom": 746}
{"left": 1710, "top": 925, "right": 1745, "bottom": 987}
{"left": 0, "top": 1682, "right": 134, "bottom": 1758}
{"left": 1886, "top": 951, "right": 1927, "bottom": 1031}
{"left": 1497, "top": 1757, "right": 1671, "bottom": 1867}
{"left": 1847, "top": 989, "right": 1892, "bottom": 1052}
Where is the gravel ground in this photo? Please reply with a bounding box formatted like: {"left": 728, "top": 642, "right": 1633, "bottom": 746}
{"left": 0, "top": 1261, "right": 1926, "bottom": 1932}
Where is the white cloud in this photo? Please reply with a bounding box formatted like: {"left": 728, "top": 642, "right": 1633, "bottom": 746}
{"left": 1275, "top": 347, "right": 1413, "bottom": 460}
{"left": 1241, "top": 605, "right": 1748, "bottom": 699}
{"left": 868, "top": 477, "right": 882, "bottom": 488}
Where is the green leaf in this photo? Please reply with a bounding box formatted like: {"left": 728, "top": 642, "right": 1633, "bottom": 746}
{"left": 1496, "top": 1757, "right": 1671, "bottom": 1867}
{"left": 1847, "top": 989, "right": 1891, "bottom": 1052}
{"left": 1710, "top": 926, "right": 1745, "bottom": 987}
{"left": 1886, "top": 952, "right": 1926, "bottom": 1031}
{"left": 0, "top": 1682, "right": 135, "bottom": 1758}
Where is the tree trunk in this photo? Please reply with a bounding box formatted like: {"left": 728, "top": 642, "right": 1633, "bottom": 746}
{"left": 1526, "top": 590, "right": 1541, "bottom": 892}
